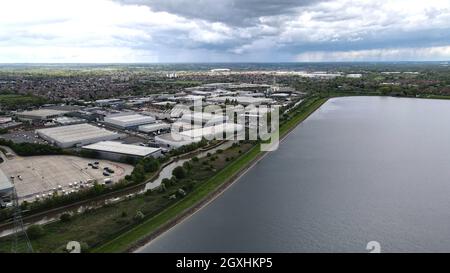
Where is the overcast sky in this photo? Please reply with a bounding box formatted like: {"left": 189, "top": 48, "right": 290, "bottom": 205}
{"left": 1, "top": 0, "right": 450, "bottom": 63}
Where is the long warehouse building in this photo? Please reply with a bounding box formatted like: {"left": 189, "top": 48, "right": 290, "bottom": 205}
{"left": 0, "top": 169, "right": 13, "bottom": 198}
{"left": 82, "top": 141, "right": 162, "bottom": 161}
{"left": 104, "top": 113, "right": 155, "bottom": 129}
{"left": 36, "top": 123, "right": 121, "bottom": 148}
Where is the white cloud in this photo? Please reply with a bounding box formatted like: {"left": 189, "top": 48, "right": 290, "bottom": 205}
{"left": 296, "top": 46, "right": 450, "bottom": 62}
{"left": 0, "top": 0, "right": 449, "bottom": 62}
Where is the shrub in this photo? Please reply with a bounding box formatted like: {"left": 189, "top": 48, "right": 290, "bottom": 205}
{"left": 27, "top": 225, "right": 45, "bottom": 240}
{"left": 134, "top": 210, "right": 145, "bottom": 222}
{"left": 60, "top": 213, "right": 71, "bottom": 222}
{"left": 172, "top": 166, "right": 187, "bottom": 179}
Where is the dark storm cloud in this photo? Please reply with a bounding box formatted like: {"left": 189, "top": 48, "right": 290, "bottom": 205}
{"left": 117, "top": 0, "right": 327, "bottom": 26}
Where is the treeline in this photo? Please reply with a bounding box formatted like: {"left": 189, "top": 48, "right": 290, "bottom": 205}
{"left": 0, "top": 139, "right": 65, "bottom": 156}
{"left": 168, "top": 138, "right": 208, "bottom": 157}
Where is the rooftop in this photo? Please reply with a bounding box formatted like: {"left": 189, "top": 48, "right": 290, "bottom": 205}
{"left": 36, "top": 123, "right": 119, "bottom": 143}
{"left": 83, "top": 141, "right": 161, "bottom": 157}
{"left": 180, "top": 123, "right": 243, "bottom": 139}
{"left": 0, "top": 169, "right": 12, "bottom": 193}
{"left": 105, "top": 113, "right": 155, "bottom": 123}
{"left": 17, "top": 109, "right": 69, "bottom": 118}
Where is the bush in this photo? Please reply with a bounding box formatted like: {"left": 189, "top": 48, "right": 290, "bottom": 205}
{"left": 172, "top": 166, "right": 187, "bottom": 179}
{"left": 162, "top": 178, "right": 171, "bottom": 186}
{"left": 60, "top": 213, "right": 71, "bottom": 222}
{"left": 183, "top": 161, "right": 192, "bottom": 171}
{"left": 79, "top": 241, "right": 90, "bottom": 253}
{"left": 134, "top": 210, "right": 145, "bottom": 222}
{"left": 27, "top": 225, "right": 45, "bottom": 240}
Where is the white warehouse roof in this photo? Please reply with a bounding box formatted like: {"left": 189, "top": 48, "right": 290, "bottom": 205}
{"left": 139, "top": 122, "right": 171, "bottom": 133}
{"left": 155, "top": 133, "right": 201, "bottom": 149}
{"left": 17, "top": 109, "right": 69, "bottom": 119}
{"left": 104, "top": 113, "right": 155, "bottom": 128}
{"left": 207, "top": 96, "right": 273, "bottom": 106}
{"left": 83, "top": 141, "right": 161, "bottom": 157}
{"left": 0, "top": 169, "right": 13, "bottom": 195}
{"left": 36, "top": 123, "right": 120, "bottom": 148}
{"left": 180, "top": 123, "right": 244, "bottom": 139}
{"left": 180, "top": 112, "right": 228, "bottom": 125}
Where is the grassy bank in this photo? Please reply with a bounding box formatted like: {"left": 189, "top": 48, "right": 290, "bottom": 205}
{"left": 93, "top": 96, "right": 328, "bottom": 253}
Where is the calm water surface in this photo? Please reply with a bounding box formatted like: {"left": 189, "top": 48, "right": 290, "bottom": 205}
{"left": 138, "top": 96, "right": 450, "bottom": 252}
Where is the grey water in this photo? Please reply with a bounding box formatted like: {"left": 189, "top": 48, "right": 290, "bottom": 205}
{"left": 138, "top": 96, "right": 450, "bottom": 252}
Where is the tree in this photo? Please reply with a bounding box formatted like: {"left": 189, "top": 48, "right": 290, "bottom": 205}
{"left": 60, "top": 213, "right": 71, "bottom": 222}
{"left": 142, "top": 157, "right": 160, "bottom": 173}
{"left": 27, "top": 224, "right": 45, "bottom": 240}
{"left": 172, "top": 166, "right": 187, "bottom": 179}
{"left": 131, "top": 164, "right": 145, "bottom": 183}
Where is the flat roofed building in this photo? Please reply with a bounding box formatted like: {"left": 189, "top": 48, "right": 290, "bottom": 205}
{"left": 0, "top": 169, "right": 13, "bottom": 198}
{"left": 54, "top": 116, "right": 85, "bottom": 125}
{"left": 104, "top": 113, "right": 155, "bottom": 129}
{"left": 155, "top": 133, "right": 201, "bottom": 150}
{"left": 17, "top": 109, "right": 69, "bottom": 122}
{"left": 138, "top": 122, "right": 171, "bottom": 134}
{"left": 207, "top": 96, "right": 273, "bottom": 106}
{"left": 180, "top": 112, "right": 228, "bottom": 126}
{"left": 83, "top": 141, "right": 162, "bottom": 161}
{"left": 180, "top": 123, "right": 243, "bottom": 139}
{"left": 36, "top": 123, "right": 121, "bottom": 148}
{"left": 0, "top": 117, "right": 13, "bottom": 124}
{"left": 95, "top": 98, "right": 124, "bottom": 106}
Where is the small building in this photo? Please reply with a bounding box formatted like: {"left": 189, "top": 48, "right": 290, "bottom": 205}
{"left": 82, "top": 141, "right": 162, "bottom": 161}
{"left": 0, "top": 169, "right": 13, "bottom": 198}
{"left": 95, "top": 99, "right": 124, "bottom": 107}
{"left": 104, "top": 113, "right": 155, "bottom": 129}
{"left": 0, "top": 117, "right": 13, "bottom": 124}
{"left": 36, "top": 123, "right": 121, "bottom": 148}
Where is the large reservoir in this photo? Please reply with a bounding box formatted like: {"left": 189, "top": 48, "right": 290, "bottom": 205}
{"left": 138, "top": 96, "right": 450, "bottom": 252}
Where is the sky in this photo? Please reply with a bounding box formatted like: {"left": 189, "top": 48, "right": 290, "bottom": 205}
{"left": 0, "top": 0, "right": 450, "bottom": 63}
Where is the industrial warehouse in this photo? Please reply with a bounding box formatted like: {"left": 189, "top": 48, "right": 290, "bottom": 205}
{"left": 138, "top": 122, "right": 171, "bottom": 134}
{"left": 104, "top": 112, "right": 155, "bottom": 129}
{"left": 36, "top": 123, "right": 121, "bottom": 148}
{"left": 17, "top": 109, "right": 69, "bottom": 123}
{"left": 0, "top": 169, "right": 12, "bottom": 200}
{"left": 82, "top": 141, "right": 162, "bottom": 161}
